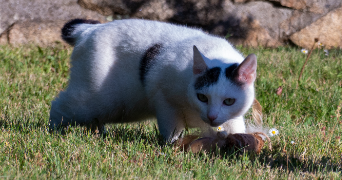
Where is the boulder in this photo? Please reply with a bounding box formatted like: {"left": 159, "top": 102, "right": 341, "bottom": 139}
{"left": 233, "top": 0, "right": 340, "bottom": 14}
{"left": 0, "top": 0, "right": 107, "bottom": 46}
{"left": 290, "top": 6, "right": 342, "bottom": 49}
{"left": 78, "top": 0, "right": 175, "bottom": 21}
{"left": 0, "top": 0, "right": 341, "bottom": 48}
{"left": 77, "top": 0, "right": 341, "bottom": 48}
{"left": 274, "top": 0, "right": 306, "bottom": 10}
{"left": 226, "top": 1, "right": 291, "bottom": 47}
{"left": 77, "top": 0, "right": 291, "bottom": 47}
{"left": 6, "top": 21, "right": 65, "bottom": 46}
{"left": 280, "top": 11, "right": 323, "bottom": 39}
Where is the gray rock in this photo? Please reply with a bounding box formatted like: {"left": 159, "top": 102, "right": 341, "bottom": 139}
{"left": 7, "top": 20, "right": 64, "bottom": 46}
{"left": 0, "top": 0, "right": 107, "bottom": 45}
{"left": 77, "top": 0, "right": 293, "bottom": 47}
{"left": 280, "top": 0, "right": 342, "bottom": 39}
{"left": 0, "top": 1, "right": 20, "bottom": 34}
{"left": 233, "top": 0, "right": 341, "bottom": 13}
{"left": 231, "top": 1, "right": 292, "bottom": 44}
{"left": 1, "top": 0, "right": 341, "bottom": 48}
{"left": 290, "top": 6, "right": 342, "bottom": 49}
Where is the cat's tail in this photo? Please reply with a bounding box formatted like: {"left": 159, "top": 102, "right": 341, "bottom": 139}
{"left": 61, "top": 19, "right": 101, "bottom": 46}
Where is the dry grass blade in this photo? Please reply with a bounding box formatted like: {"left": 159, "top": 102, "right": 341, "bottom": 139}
{"left": 298, "top": 38, "right": 319, "bottom": 81}
{"left": 252, "top": 98, "right": 263, "bottom": 126}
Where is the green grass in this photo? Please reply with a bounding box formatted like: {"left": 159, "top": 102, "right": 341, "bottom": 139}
{"left": 0, "top": 44, "right": 341, "bottom": 179}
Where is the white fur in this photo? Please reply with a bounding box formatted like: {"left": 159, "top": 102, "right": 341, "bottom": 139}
{"left": 49, "top": 19, "right": 256, "bottom": 142}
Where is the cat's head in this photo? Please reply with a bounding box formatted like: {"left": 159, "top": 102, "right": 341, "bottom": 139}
{"left": 189, "top": 45, "right": 257, "bottom": 127}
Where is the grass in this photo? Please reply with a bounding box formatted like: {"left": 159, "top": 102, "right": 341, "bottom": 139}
{"left": 0, "top": 44, "right": 341, "bottom": 179}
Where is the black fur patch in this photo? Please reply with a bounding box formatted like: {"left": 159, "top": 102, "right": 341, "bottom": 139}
{"left": 225, "top": 63, "right": 238, "bottom": 79}
{"left": 139, "top": 44, "right": 162, "bottom": 86}
{"left": 225, "top": 63, "right": 243, "bottom": 86}
{"left": 61, "top": 19, "right": 100, "bottom": 46}
{"left": 194, "top": 67, "right": 221, "bottom": 90}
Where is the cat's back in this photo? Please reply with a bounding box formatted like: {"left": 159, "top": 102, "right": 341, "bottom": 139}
{"left": 87, "top": 19, "right": 211, "bottom": 53}
{"left": 103, "top": 19, "right": 205, "bottom": 41}
{"left": 72, "top": 19, "right": 240, "bottom": 65}
{"left": 101, "top": 19, "right": 242, "bottom": 64}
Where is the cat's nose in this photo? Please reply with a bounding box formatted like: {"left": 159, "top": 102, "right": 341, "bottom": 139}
{"left": 207, "top": 114, "right": 217, "bottom": 122}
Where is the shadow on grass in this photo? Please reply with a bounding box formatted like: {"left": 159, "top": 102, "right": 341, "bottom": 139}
{"left": 106, "top": 123, "right": 342, "bottom": 174}
{"left": 1, "top": 115, "right": 340, "bottom": 174}
{"left": 256, "top": 145, "right": 341, "bottom": 174}
{"left": 105, "top": 123, "right": 166, "bottom": 146}
{"left": 0, "top": 116, "right": 46, "bottom": 133}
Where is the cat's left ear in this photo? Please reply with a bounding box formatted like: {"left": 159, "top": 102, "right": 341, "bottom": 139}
{"left": 235, "top": 54, "right": 257, "bottom": 85}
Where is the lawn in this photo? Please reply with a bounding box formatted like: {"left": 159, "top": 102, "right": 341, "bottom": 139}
{"left": 0, "top": 44, "right": 341, "bottom": 179}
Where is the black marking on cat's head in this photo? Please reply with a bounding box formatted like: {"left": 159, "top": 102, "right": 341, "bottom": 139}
{"left": 225, "top": 63, "right": 238, "bottom": 78}
{"left": 140, "top": 44, "right": 163, "bottom": 86}
{"left": 194, "top": 67, "right": 221, "bottom": 90}
{"left": 61, "top": 19, "right": 100, "bottom": 46}
{"left": 225, "top": 63, "right": 242, "bottom": 85}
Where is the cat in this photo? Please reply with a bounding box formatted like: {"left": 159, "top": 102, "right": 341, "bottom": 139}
{"left": 49, "top": 19, "right": 257, "bottom": 142}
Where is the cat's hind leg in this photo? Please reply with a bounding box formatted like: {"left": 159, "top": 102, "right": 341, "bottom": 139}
{"left": 49, "top": 109, "right": 106, "bottom": 136}
{"left": 49, "top": 92, "right": 96, "bottom": 134}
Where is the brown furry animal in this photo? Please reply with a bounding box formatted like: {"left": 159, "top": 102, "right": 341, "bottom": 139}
{"left": 176, "top": 132, "right": 271, "bottom": 154}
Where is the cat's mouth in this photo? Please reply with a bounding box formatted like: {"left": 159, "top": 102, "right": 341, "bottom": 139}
{"left": 201, "top": 116, "right": 224, "bottom": 127}
{"left": 208, "top": 121, "right": 223, "bottom": 127}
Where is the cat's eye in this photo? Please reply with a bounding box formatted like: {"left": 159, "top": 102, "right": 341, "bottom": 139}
{"left": 223, "top": 98, "right": 235, "bottom": 106}
{"left": 197, "top": 93, "right": 208, "bottom": 103}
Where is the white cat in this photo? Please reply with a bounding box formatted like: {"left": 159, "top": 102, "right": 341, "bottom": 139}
{"left": 49, "top": 19, "right": 257, "bottom": 142}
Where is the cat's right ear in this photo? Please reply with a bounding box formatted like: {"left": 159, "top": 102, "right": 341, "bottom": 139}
{"left": 193, "top": 45, "right": 208, "bottom": 75}
{"left": 235, "top": 54, "right": 257, "bottom": 85}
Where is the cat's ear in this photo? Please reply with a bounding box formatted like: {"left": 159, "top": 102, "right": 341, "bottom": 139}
{"left": 193, "top": 45, "right": 208, "bottom": 75}
{"left": 235, "top": 54, "right": 257, "bottom": 85}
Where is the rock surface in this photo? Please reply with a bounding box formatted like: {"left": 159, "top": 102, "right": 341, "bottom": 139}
{"left": 6, "top": 21, "right": 65, "bottom": 46}
{"left": 72, "top": 0, "right": 342, "bottom": 48}
{"left": 290, "top": 6, "right": 342, "bottom": 49}
{"left": 0, "top": 0, "right": 106, "bottom": 46}
{"left": 234, "top": 0, "right": 340, "bottom": 13}
{"left": 0, "top": 0, "right": 341, "bottom": 49}
{"left": 77, "top": 0, "right": 292, "bottom": 47}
